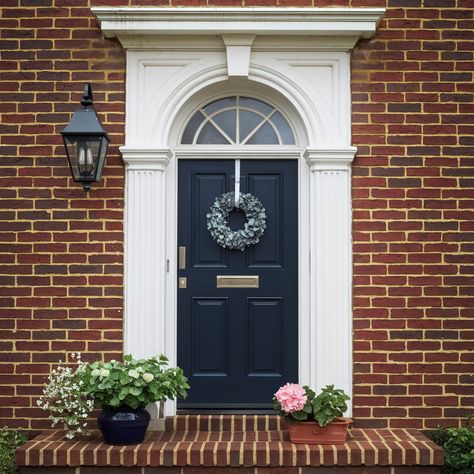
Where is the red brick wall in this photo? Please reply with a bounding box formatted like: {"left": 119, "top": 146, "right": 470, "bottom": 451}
{"left": 0, "top": 0, "right": 472, "bottom": 433}
{"left": 351, "top": 0, "right": 474, "bottom": 429}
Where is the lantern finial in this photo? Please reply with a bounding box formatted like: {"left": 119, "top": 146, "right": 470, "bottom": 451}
{"left": 81, "top": 83, "right": 93, "bottom": 107}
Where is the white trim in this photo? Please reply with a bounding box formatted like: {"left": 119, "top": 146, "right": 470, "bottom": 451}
{"left": 304, "top": 147, "right": 358, "bottom": 171}
{"left": 98, "top": 6, "right": 385, "bottom": 416}
{"left": 92, "top": 7, "right": 384, "bottom": 41}
{"left": 306, "top": 147, "right": 356, "bottom": 412}
{"left": 175, "top": 148, "right": 302, "bottom": 161}
{"left": 222, "top": 35, "right": 255, "bottom": 77}
{"left": 121, "top": 148, "right": 172, "bottom": 170}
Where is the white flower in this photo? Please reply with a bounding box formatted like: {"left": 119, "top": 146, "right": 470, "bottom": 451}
{"left": 142, "top": 373, "right": 154, "bottom": 383}
{"left": 99, "top": 368, "right": 110, "bottom": 377}
{"left": 37, "top": 359, "right": 93, "bottom": 440}
{"left": 128, "top": 369, "right": 139, "bottom": 379}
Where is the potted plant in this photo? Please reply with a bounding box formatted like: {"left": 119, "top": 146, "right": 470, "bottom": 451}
{"left": 37, "top": 353, "right": 94, "bottom": 440}
{"left": 38, "top": 353, "right": 189, "bottom": 445}
{"left": 82, "top": 354, "right": 189, "bottom": 445}
{"left": 273, "top": 383, "right": 351, "bottom": 445}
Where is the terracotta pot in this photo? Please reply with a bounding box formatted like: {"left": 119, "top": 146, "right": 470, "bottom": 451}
{"left": 287, "top": 417, "right": 352, "bottom": 445}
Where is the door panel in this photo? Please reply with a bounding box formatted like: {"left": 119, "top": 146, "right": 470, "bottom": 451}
{"left": 192, "top": 173, "right": 228, "bottom": 268}
{"left": 247, "top": 173, "right": 283, "bottom": 267}
{"left": 191, "top": 298, "right": 228, "bottom": 376}
{"left": 246, "top": 298, "right": 283, "bottom": 376}
{"left": 178, "top": 159, "right": 298, "bottom": 409}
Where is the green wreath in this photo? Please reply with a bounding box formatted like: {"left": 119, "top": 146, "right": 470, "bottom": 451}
{"left": 207, "top": 192, "right": 267, "bottom": 251}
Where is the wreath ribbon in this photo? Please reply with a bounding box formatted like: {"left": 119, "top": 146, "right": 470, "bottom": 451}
{"left": 234, "top": 159, "right": 240, "bottom": 207}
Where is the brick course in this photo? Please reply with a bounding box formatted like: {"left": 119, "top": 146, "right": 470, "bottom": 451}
{"left": 0, "top": 0, "right": 473, "bottom": 434}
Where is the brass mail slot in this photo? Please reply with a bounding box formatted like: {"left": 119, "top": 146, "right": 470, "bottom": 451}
{"left": 216, "top": 275, "right": 259, "bottom": 288}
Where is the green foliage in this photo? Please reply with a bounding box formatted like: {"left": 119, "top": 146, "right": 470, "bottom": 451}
{"left": 0, "top": 428, "right": 27, "bottom": 474}
{"left": 273, "top": 384, "right": 350, "bottom": 427}
{"left": 82, "top": 354, "right": 190, "bottom": 410}
{"left": 427, "top": 417, "right": 474, "bottom": 474}
{"left": 312, "top": 385, "right": 350, "bottom": 427}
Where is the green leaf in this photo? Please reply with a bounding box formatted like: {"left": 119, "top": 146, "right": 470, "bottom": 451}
{"left": 291, "top": 410, "right": 309, "bottom": 421}
{"left": 129, "top": 387, "right": 141, "bottom": 396}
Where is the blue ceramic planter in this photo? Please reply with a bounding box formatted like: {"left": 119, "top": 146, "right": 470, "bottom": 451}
{"left": 97, "top": 406, "right": 150, "bottom": 445}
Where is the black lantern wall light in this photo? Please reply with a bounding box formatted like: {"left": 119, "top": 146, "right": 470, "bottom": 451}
{"left": 61, "top": 83, "right": 110, "bottom": 192}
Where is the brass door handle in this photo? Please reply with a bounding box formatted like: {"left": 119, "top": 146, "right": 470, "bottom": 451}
{"left": 178, "top": 277, "right": 187, "bottom": 289}
{"left": 179, "top": 246, "right": 186, "bottom": 270}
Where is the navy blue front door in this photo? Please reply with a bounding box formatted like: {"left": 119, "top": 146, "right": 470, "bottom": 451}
{"left": 177, "top": 160, "right": 298, "bottom": 409}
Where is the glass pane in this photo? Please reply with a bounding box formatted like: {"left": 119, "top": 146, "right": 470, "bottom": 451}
{"left": 239, "top": 97, "right": 274, "bottom": 116}
{"left": 203, "top": 97, "right": 236, "bottom": 115}
{"left": 271, "top": 111, "right": 295, "bottom": 145}
{"left": 212, "top": 110, "right": 236, "bottom": 143}
{"left": 64, "top": 136, "right": 101, "bottom": 180}
{"left": 181, "top": 111, "right": 205, "bottom": 144}
{"left": 181, "top": 96, "right": 296, "bottom": 146}
{"left": 95, "top": 136, "right": 108, "bottom": 181}
{"left": 246, "top": 122, "right": 279, "bottom": 144}
{"left": 239, "top": 110, "right": 264, "bottom": 143}
{"left": 196, "top": 122, "right": 231, "bottom": 144}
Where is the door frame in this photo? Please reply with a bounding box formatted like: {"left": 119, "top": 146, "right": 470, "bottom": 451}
{"left": 121, "top": 57, "right": 355, "bottom": 417}
{"left": 90, "top": 7, "right": 387, "bottom": 415}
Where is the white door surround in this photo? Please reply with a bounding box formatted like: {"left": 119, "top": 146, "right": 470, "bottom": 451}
{"left": 93, "top": 7, "right": 385, "bottom": 415}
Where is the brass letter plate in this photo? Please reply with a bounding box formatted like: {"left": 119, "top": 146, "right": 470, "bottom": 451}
{"left": 216, "top": 275, "right": 259, "bottom": 288}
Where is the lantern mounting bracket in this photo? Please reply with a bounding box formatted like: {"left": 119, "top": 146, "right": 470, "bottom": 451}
{"left": 81, "top": 83, "right": 93, "bottom": 107}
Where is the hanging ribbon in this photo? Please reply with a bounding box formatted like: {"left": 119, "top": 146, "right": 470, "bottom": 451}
{"left": 234, "top": 159, "right": 240, "bottom": 208}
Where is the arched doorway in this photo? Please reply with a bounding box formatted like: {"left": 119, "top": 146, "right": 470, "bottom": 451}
{"left": 175, "top": 94, "right": 300, "bottom": 409}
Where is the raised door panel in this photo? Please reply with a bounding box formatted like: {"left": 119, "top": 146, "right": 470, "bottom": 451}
{"left": 191, "top": 298, "right": 228, "bottom": 376}
{"left": 246, "top": 173, "right": 284, "bottom": 268}
{"left": 191, "top": 172, "right": 228, "bottom": 268}
{"left": 246, "top": 298, "right": 283, "bottom": 376}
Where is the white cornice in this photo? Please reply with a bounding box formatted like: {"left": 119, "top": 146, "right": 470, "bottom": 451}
{"left": 92, "top": 7, "right": 385, "bottom": 45}
{"left": 120, "top": 147, "right": 172, "bottom": 171}
{"left": 304, "top": 147, "right": 357, "bottom": 171}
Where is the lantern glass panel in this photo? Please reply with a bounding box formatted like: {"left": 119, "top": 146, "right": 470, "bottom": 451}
{"left": 95, "top": 136, "right": 109, "bottom": 182}
{"left": 63, "top": 135, "right": 102, "bottom": 182}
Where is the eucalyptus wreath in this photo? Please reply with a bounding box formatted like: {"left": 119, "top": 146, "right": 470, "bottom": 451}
{"left": 207, "top": 192, "right": 267, "bottom": 251}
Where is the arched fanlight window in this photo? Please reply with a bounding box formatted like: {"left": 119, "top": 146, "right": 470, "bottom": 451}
{"left": 181, "top": 96, "right": 295, "bottom": 145}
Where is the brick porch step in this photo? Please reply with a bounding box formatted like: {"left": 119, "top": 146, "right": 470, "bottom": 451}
{"left": 165, "top": 414, "right": 287, "bottom": 432}
{"left": 17, "top": 415, "right": 443, "bottom": 473}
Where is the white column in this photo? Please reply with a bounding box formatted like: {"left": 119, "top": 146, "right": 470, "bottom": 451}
{"left": 304, "top": 148, "right": 356, "bottom": 413}
{"left": 121, "top": 148, "right": 172, "bottom": 359}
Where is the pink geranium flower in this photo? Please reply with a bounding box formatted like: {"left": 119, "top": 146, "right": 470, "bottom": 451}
{"left": 275, "top": 383, "right": 307, "bottom": 414}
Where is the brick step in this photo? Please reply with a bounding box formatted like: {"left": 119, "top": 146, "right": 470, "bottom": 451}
{"left": 17, "top": 425, "right": 443, "bottom": 473}
{"left": 19, "top": 467, "right": 443, "bottom": 473}
{"left": 165, "top": 414, "right": 286, "bottom": 432}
